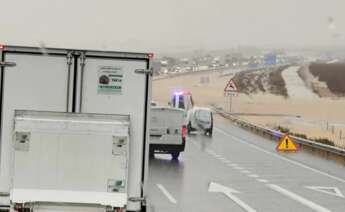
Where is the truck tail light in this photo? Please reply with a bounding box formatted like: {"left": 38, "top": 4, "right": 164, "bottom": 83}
{"left": 0, "top": 44, "right": 4, "bottom": 50}
{"left": 182, "top": 125, "right": 187, "bottom": 139}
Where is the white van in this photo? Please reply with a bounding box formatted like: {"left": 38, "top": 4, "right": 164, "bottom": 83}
{"left": 149, "top": 107, "right": 187, "bottom": 160}
{"left": 186, "top": 107, "right": 213, "bottom": 136}
{"left": 170, "top": 91, "right": 194, "bottom": 112}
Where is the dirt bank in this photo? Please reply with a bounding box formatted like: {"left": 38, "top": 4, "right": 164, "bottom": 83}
{"left": 309, "top": 63, "right": 345, "bottom": 97}
{"left": 232, "top": 66, "right": 288, "bottom": 97}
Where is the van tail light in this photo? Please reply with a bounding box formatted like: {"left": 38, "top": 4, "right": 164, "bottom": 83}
{"left": 182, "top": 125, "right": 187, "bottom": 139}
{"left": 14, "top": 203, "right": 23, "bottom": 211}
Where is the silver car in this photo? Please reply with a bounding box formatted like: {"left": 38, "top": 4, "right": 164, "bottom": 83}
{"left": 186, "top": 107, "right": 213, "bottom": 136}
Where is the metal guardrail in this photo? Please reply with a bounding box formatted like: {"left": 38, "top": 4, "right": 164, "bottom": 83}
{"left": 153, "top": 67, "right": 224, "bottom": 81}
{"left": 212, "top": 107, "right": 345, "bottom": 158}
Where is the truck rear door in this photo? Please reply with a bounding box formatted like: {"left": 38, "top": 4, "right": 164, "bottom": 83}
{"left": 0, "top": 49, "right": 71, "bottom": 206}
{"left": 79, "top": 54, "right": 150, "bottom": 211}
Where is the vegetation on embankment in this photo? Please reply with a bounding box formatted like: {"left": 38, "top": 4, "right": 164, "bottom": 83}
{"left": 232, "top": 66, "right": 288, "bottom": 97}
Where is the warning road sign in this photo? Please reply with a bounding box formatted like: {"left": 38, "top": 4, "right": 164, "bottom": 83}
{"left": 224, "top": 79, "right": 238, "bottom": 92}
{"left": 276, "top": 134, "right": 299, "bottom": 152}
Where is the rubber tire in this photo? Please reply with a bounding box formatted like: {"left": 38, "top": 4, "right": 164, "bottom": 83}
{"left": 208, "top": 128, "right": 213, "bottom": 137}
{"left": 187, "top": 122, "right": 192, "bottom": 134}
{"left": 149, "top": 150, "right": 154, "bottom": 158}
{"left": 171, "top": 152, "right": 180, "bottom": 160}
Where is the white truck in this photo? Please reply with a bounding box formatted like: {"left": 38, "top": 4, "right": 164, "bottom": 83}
{"left": 0, "top": 45, "right": 153, "bottom": 212}
{"left": 149, "top": 107, "right": 186, "bottom": 160}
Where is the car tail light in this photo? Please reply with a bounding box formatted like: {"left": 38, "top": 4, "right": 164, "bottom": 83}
{"left": 182, "top": 125, "right": 187, "bottom": 139}
{"left": 0, "top": 44, "right": 4, "bottom": 50}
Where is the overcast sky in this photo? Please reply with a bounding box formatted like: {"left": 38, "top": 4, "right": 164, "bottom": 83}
{"left": 0, "top": 0, "right": 344, "bottom": 53}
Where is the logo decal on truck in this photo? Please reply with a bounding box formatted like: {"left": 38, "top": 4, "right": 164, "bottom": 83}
{"left": 98, "top": 66, "right": 123, "bottom": 94}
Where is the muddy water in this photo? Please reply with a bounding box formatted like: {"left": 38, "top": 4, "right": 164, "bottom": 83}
{"left": 282, "top": 66, "right": 318, "bottom": 99}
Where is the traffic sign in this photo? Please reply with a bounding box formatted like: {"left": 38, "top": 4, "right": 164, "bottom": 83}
{"left": 224, "top": 79, "right": 238, "bottom": 92}
{"left": 276, "top": 134, "right": 299, "bottom": 152}
{"left": 224, "top": 92, "right": 238, "bottom": 97}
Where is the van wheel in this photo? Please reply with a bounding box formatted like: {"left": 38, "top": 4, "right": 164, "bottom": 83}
{"left": 187, "top": 123, "right": 192, "bottom": 134}
{"left": 205, "top": 129, "right": 212, "bottom": 137}
{"left": 149, "top": 150, "right": 154, "bottom": 158}
{"left": 171, "top": 152, "right": 180, "bottom": 160}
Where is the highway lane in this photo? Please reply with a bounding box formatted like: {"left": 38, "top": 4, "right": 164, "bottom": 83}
{"left": 147, "top": 117, "right": 345, "bottom": 212}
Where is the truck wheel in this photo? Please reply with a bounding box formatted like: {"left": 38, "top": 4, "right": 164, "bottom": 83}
{"left": 171, "top": 152, "right": 180, "bottom": 160}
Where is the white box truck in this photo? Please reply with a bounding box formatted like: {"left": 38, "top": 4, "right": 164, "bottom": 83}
{"left": 0, "top": 45, "right": 153, "bottom": 212}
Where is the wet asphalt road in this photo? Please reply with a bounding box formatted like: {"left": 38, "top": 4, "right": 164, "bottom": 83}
{"left": 146, "top": 117, "right": 345, "bottom": 212}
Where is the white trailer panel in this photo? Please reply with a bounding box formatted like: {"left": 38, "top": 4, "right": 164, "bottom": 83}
{"left": 12, "top": 111, "right": 129, "bottom": 209}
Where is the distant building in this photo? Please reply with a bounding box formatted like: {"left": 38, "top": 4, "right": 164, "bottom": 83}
{"left": 264, "top": 53, "right": 277, "bottom": 65}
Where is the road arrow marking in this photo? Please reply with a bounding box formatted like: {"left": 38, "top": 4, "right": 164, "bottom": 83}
{"left": 208, "top": 182, "right": 257, "bottom": 212}
{"left": 305, "top": 186, "right": 344, "bottom": 198}
{"left": 157, "top": 184, "right": 177, "bottom": 204}
{"left": 267, "top": 184, "right": 331, "bottom": 212}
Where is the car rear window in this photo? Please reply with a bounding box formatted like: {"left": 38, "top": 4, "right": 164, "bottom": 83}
{"left": 196, "top": 110, "right": 211, "bottom": 122}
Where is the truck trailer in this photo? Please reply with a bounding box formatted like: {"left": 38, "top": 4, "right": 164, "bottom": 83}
{"left": 0, "top": 45, "right": 153, "bottom": 212}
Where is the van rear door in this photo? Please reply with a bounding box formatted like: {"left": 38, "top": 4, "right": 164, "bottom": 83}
{"left": 150, "top": 107, "right": 184, "bottom": 145}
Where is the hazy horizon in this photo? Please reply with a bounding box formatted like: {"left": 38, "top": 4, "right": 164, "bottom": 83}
{"left": 1, "top": 0, "right": 344, "bottom": 53}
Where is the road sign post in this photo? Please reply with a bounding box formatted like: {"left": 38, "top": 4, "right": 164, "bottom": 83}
{"left": 224, "top": 79, "right": 238, "bottom": 113}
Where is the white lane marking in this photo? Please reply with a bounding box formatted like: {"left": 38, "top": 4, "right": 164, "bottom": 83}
{"left": 209, "top": 182, "right": 257, "bottom": 212}
{"left": 267, "top": 184, "right": 331, "bottom": 212}
{"left": 156, "top": 184, "right": 177, "bottom": 204}
{"left": 256, "top": 179, "right": 269, "bottom": 183}
{"left": 305, "top": 186, "right": 345, "bottom": 198}
{"left": 248, "top": 174, "right": 260, "bottom": 178}
{"left": 241, "top": 170, "right": 251, "bottom": 174}
{"left": 223, "top": 159, "right": 232, "bottom": 163}
{"left": 215, "top": 127, "right": 345, "bottom": 184}
{"left": 234, "top": 166, "right": 244, "bottom": 170}
{"left": 220, "top": 158, "right": 230, "bottom": 163}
